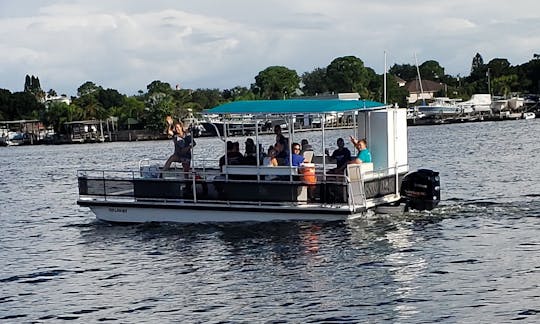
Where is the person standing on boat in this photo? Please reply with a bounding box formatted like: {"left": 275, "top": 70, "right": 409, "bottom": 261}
{"left": 349, "top": 136, "right": 372, "bottom": 163}
{"left": 163, "top": 116, "right": 194, "bottom": 173}
{"left": 274, "top": 125, "right": 289, "bottom": 159}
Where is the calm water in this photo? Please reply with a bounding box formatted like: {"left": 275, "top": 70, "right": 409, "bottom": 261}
{"left": 1, "top": 120, "right": 539, "bottom": 323}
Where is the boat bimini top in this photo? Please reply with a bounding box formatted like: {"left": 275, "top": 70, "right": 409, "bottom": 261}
{"left": 205, "top": 99, "right": 387, "bottom": 115}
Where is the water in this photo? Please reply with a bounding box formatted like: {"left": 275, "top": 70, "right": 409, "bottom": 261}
{"left": 1, "top": 120, "right": 539, "bottom": 322}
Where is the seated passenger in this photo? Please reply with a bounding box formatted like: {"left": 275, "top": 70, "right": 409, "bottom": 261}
{"left": 274, "top": 142, "right": 287, "bottom": 165}
{"left": 263, "top": 147, "right": 278, "bottom": 167}
{"left": 300, "top": 139, "right": 313, "bottom": 154}
{"left": 349, "top": 136, "right": 372, "bottom": 163}
{"left": 285, "top": 143, "right": 305, "bottom": 167}
{"left": 332, "top": 137, "right": 371, "bottom": 174}
{"left": 219, "top": 141, "right": 244, "bottom": 171}
{"left": 325, "top": 137, "right": 351, "bottom": 169}
{"left": 243, "top": 138, "right": 258, "bottom": 165}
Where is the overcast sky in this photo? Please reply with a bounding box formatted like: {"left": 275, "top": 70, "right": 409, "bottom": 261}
{"left": 1, "top": 0, "right": 539, "bottom": 96}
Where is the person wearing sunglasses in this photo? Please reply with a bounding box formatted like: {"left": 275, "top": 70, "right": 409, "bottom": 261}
{"left": 285, "top": 143, "right": 305, "bottom": 166}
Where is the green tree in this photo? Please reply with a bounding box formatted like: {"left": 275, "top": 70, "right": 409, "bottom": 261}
{"left": 471, "top": 53, "right": 484, "bottom": 74}
{"left": 74, "top": 94, "right": 106, "bottom": 120}
{"left": 24, "top": 75, "right": 45, "bottom": 102}
{"left": 147, "top": 80, "right": 172, "bottom": 96}
{"left": 419, "top": 60, "right": 444, "bottom": 81}
{"left": 388, "top": 63, "right": 417, "bottom": 81}
{"left": 301, "top": 67, "right": 329, "bottom": 96}
{"left": 516, "top": 58, "right": 540, "bottom": 93}
{"left": 492, "top": 74, "right": 519, "bottom": 96}
{"left": 77, "top": 81, "right": 101, "bottom": 97}
{"left": 10, "top": 91, "right": 44, "bottom": 119}
{"left": 326, "top": 56, "right": 368, "bottom": 94}
{"left": 142, "top": 93, "right": 174, "bottom": 131}
{"left": 108, "top": 97, "right": 145, "bottom": 129}
{"left": 47, "top": 89, "right": 57, "bottom": 97}
{"left": 468, "top": 53, "right": 487, "bottom": 83}
{"left": 254, "top": 66, "right": 300, "bottom": 99}
{"left": 191, "top": 88, "right": 223, "bottom": 111}
{"left": 42, "top": 101, "right": 82, "bottom": 133}
{"left": 97, "top": 88, "right": 125, "bottom": 109}
{"left": 222, "top": 86, "right": 255, "bottom": 101}
{"left": 0, "top": 88, "right": 12, "bottom": 120}
{"left": 487, "top": 58, "right": 512, "bottom": 78}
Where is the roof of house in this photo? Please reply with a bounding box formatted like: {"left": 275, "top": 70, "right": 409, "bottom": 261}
{"left": 405, "top": 79, "right": 444, "bottom": 93}
{"left": 393, "top": 75, "right": 406, "bottom": 84}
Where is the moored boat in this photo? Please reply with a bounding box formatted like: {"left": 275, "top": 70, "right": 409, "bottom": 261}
{"left": 77, "top": 99, "right": 440, "bottom": 223}
{"left": 522, "top": 112, "right": 536, "bottom": 120}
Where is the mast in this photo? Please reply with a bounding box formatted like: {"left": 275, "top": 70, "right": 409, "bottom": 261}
{"left": 384, "top": 51, "right": 387, "bottom": 105}
{"left": 414, "top": 53, "right": 425, "bottom": 105}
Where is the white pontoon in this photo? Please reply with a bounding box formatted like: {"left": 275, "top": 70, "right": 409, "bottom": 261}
{"left": 77, "top": 99, "right": 440, "bottom": 223}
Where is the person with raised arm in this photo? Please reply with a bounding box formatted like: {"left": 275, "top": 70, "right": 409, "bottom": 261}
{"left": 163, "top": 116, "right": 194, "bottom": 173}
{"left": 349, "top": 136, "right": 372, "bottom": 163}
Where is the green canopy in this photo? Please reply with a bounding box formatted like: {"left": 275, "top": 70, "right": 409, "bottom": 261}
{"left": 205, "top": 99, "right": 386, "bottom": 115}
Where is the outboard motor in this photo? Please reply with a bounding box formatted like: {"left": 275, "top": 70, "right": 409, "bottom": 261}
{"left": 400, "top": 169, "right": 440, "bottom": 211}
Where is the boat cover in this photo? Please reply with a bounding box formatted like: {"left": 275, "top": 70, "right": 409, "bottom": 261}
{"left": 206, "top": 99, "right": 386, "bottom": 115}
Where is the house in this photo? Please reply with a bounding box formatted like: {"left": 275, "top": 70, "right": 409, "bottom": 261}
{"left": 405, "top": 79, "right": 445, "bottom": 104}
{"left": 394, "top": 76, "right": 406, "bottom": 87}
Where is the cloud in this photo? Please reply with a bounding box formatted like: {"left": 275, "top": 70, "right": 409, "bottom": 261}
{"left": 0, "top": 0, "right": 540, "bottom": 96}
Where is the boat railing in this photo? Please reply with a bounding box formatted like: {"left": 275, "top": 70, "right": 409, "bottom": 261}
{"left": 77, "top": 162, "right": 406, "bottom": 209}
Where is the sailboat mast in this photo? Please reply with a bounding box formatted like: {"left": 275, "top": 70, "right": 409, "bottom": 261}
{"left": 384, "top": 51, "right": 387, "bottom": 105}
{"left": 414, "top": 53, "right": 425, "bottom": 105}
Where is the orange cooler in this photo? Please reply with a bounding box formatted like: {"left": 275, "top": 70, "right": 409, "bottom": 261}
{"left": 300, "top": 163, "right": 316, "bottom": 184}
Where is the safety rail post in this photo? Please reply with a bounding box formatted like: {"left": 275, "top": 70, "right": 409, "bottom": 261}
{"left": 255, "top": 119, "right": 261, "bottom": 183}
{"left": 345, "top": 174, "right": 354, "bottom": 210}
{"left": 321, "top": 114, "right": 326, "bottom": 182}
{"left": 192, "top": 170, "right": 197, "bottom": 203}
{"left": 102, "top": 170, "right": 107, "bottom": 201}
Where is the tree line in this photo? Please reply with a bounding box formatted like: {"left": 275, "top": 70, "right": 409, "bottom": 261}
{"left": 1, "top": 53, "right": 540, "bottom": 134}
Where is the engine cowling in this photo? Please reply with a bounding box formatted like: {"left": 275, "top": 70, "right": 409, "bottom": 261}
{"left": 400, "top": 169, "right": 440, "bottom": 211}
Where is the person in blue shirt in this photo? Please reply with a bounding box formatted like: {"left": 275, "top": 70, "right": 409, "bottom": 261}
{"left": 285, "top": 143, "right": 305, "bottom": 166}
{"left": 332, "top": 136, "right": 371, "bottom": 174}
{"left": 350, "top": 136, "right": 372, "bottom": 163}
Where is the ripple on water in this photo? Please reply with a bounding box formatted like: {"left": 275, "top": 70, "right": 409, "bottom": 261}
{"left": 1, "top": 124, "right": 540, "bottom": 322}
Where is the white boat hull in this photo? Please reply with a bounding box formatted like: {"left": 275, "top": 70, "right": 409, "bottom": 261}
{"left": 523, "top": 112, "right": 536, "bottom": 120}
{"left": 84, "top": 202, "right": 353, "bottom": 223}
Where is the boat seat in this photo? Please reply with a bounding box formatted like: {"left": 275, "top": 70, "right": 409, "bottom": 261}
{"left": 359, "top": 162, "right": 373, "bottom": 174}
{"left": 345, "top": 163, "right": 374, "bottom": 179}
{"left": 222, "top": 165, "right": 299, "bottom": 176}
{"left": 311, "top": 155, "right": 335, "bottom": 164}
{"left": 302, "top": 150, "right": 314, "bottom": 163}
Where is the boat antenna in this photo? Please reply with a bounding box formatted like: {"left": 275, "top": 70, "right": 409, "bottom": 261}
{"left": 414, "top": 52, "right": 425, "bottom": 105}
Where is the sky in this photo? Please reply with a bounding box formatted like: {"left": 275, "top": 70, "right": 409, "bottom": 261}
{"left": 1, "top": 0, "right": 540, "bottom": 97}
